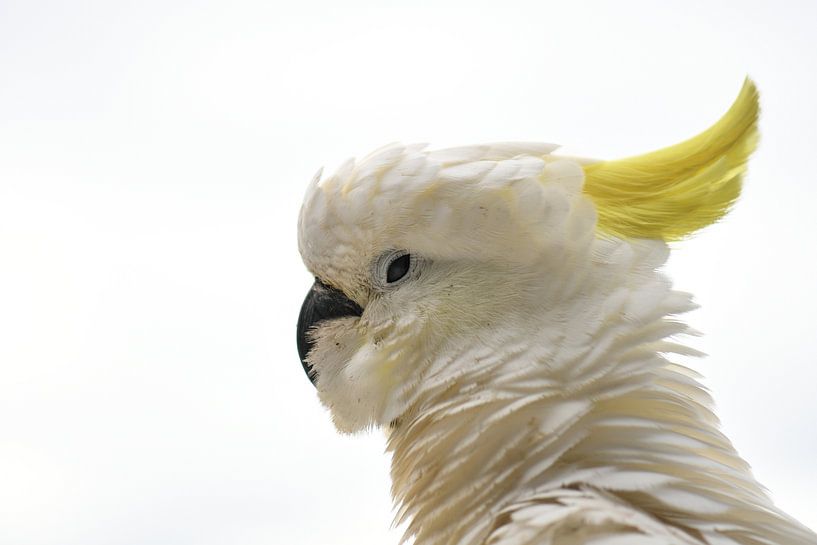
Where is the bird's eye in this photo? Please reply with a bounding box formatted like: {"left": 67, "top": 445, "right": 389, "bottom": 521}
{"left": 374, "top": 250, "right": 419, "bottom": 289}
{"left": 387, "top": 253, "right": 411, "bottom": 284}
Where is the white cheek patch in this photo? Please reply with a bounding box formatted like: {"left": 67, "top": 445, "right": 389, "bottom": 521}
{"left": 308, "top": 318, "right": 387, "bottom": 433}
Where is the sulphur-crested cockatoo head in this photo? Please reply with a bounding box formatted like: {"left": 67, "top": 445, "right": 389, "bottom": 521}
{"left": 296, "top": 80, "right": 759, "bottom": 434}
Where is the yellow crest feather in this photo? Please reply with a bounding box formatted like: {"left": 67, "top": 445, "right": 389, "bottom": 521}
{"left": 582, "top": 78, "right": 760, "bottom": 241}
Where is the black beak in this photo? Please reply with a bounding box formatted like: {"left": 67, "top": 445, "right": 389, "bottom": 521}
{"left": 297, "top": 279, "right": 363, "bottom": 385}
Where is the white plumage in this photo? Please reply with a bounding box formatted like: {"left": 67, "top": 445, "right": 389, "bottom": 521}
{"left": 296, "top": 83, "right": 817, "bottom": 545}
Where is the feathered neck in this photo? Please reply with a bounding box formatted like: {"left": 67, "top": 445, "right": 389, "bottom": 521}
{"left": 385, "top": 240, "right": 809, "bottom": 545}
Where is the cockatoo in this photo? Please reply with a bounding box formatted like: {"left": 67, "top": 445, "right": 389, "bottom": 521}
{"left": 295, "top": 79, "right": 817, "bottom": 545}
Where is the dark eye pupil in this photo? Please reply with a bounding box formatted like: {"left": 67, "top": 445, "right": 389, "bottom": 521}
{"left": 386, "top": 253, "right": 411, "bottom": 283}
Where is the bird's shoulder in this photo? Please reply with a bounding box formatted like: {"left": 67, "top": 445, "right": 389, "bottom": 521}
{"left": 484, "top": 486, "right": 705, "bottom": 545}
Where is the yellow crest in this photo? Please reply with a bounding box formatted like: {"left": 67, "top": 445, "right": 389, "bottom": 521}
{"left": 582, "top": 79, "right": 760, "bottom": 241}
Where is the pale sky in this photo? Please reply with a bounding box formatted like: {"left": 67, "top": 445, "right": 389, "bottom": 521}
{"left": 1, "top": 1, "right": 815, "bottom": 544}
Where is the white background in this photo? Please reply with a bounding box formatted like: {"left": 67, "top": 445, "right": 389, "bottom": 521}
{"left": 1, "top": 1, "right": 815, "bottom": 544}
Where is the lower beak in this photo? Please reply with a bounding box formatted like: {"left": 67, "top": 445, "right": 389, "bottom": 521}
{"left": 296, "top": 279, "right": 363, "bottom": 385}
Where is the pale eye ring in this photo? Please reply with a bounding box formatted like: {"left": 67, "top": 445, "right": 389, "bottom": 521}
{"left": 374, "top": 250, "right": 417, "bottom": 288}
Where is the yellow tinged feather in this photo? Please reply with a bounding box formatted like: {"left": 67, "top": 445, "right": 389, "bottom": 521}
{"left": 582, "top": 78, "right": 760, "bottom": 241}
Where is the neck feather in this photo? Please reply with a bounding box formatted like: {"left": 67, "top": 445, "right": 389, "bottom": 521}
{"left": 386, "top": 255, "right": 800, "bottom": 545}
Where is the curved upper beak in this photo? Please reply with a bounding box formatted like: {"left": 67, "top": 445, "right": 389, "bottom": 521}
{"left": 296, "top": 279, "right": 363, "bottom": 385}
